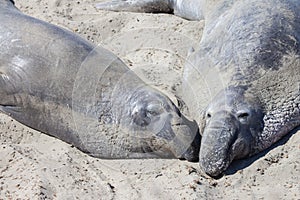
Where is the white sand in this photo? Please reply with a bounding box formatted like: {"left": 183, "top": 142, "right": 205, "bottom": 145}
{"left": 0, "top": 0, "right": 299, "bottom": 199}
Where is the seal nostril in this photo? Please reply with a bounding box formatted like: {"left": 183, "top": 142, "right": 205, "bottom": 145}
{"left": 207, "top": 113, "right": 211, "bottom": 118}
{"left": 238, "top": 112, "right": 249, "bottom": 118}
{"left": 237, "top": 112, "right": 250, "bottom": 123}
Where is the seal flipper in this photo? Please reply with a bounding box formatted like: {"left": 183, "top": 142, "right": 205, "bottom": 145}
{"left": 0, "top": 80, "right": 23, "bottom": 121}
{"left": 0, "top": 0, "right": 14, "bottom": 6}
{"left": 96, "top": 0, "right": 204, "bottom": 20}
{"left": 0, "top": 105, "right": 22, "bottom": 117}
{"left": 0, "top": 71, "right": 19, "bottom": 116}
{"left": 96, "top": 0, "right": 174, "bottom": 14}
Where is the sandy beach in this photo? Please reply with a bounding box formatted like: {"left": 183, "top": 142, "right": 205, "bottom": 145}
{"left": 0, "top": 0, "right": 299, "bottom": 199}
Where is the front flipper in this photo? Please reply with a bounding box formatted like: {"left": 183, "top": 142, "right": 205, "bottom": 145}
{"left": 95, "top": 0, "right": 174, "bottom": 14}
{"left": 0, "top": 105, "right": 22, "bottom": 117}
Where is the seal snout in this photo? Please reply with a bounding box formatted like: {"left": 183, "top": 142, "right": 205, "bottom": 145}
{"left": 199, "top": 111, "right": 239, "bottom": 177}
{"left": 170, "top": 114, "right": 201, "bottom": 162}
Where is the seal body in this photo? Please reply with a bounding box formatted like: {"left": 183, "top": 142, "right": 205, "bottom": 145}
{"left": 96, "top": 0, "right": 300, "bottom": 176}
{"left": 0, "top": 0, "right": 200, "bottom": 161}
{"left": 184, "top": 0, "right": 300, "bottom": 177}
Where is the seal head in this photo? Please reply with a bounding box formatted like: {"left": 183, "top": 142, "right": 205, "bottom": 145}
{"left": 199, "top": 87, "right": 264, "bottom": 177}
{"left": 119, "top": 86, "right": 200, "bottom": 161}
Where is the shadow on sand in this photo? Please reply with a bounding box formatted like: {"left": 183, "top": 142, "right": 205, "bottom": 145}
{"left": 225, "top": 126, "right": 300, "bottom": 176}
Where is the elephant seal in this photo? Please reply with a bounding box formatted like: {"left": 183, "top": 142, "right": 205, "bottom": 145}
{"left": 0, "top": 0, "right": 200, "bottom": 161}
{"left": 96, "top": 0, "right": 300, "bottom": 176}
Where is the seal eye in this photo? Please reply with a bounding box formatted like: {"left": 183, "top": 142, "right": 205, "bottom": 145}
{"left": 131, "top": 105, "right": 151, "bottom": 127}
{"left": 132, "top": 108, "right": 151, "bottom": 127}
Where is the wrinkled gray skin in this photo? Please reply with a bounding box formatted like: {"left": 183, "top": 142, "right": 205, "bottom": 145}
{"left": 0, "top": 0, "right": 200, "bottom": 161}
{"left": 96, "top": 0, "right": 300, "bottom": 177}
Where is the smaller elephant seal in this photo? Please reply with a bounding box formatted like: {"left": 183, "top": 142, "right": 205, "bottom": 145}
{"left": 0, "top": 0, "right": 200, "bottom": 161}
{"left": 96, "top": 0, "right": 300, "bottom": 177}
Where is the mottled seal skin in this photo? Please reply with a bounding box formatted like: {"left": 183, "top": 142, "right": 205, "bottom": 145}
{"left": 0, "top": 0, "right": 200, "bottom": 161}
{"left": 185, "top": 0, "right": 300, "bottom": 177}
{"left": 96, "top": 0, "right": 300, "bottom": 176}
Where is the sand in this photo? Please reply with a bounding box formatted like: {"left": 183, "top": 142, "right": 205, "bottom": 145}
{"left": 0, "top": 0, "right": 299, "bottom": 199}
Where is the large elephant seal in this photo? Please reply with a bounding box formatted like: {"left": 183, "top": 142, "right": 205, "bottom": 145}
{"left": 96, "top": 0, "right": 300, "bottom": 176}
{"left": 0, "top": 0, "right": 200, "bottom": 161}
